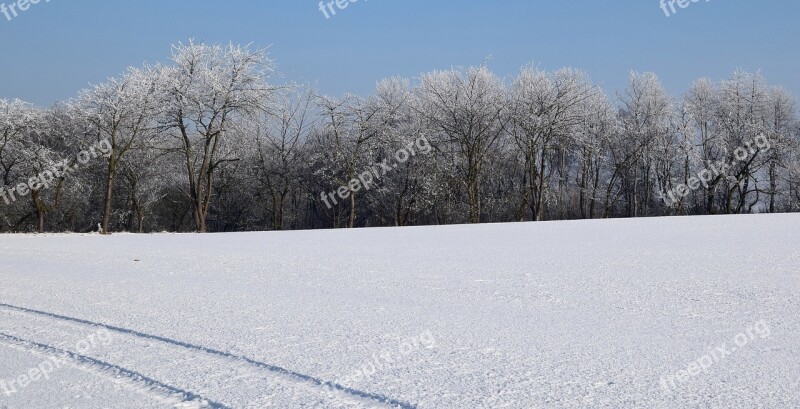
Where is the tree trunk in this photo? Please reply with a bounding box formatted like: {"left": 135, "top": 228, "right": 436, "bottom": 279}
{"left": 31, "top": 190, "right": 45, "bottom": 233}
{"left": 37, "top": 208, "right": 45, "bottom": 233}
{"left": 101, "top": 160, "right": 115, "bottom": 235}
{"left": 348, "top": 191, "right": 356, "bottom": 228}
{"left": 193, "top": 204, "right": 207, "bottom": 233}
{"left": 769, "top": 161, "right": 777, "bottom": 213}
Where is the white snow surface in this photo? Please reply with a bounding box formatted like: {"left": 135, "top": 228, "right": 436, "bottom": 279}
{"left": 0, "top": 214, "right": 799, "bottom": 408}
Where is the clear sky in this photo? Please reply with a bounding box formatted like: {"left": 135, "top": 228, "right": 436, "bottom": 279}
{"left": 1, "top": 0, "right": 798, "bottom": 106}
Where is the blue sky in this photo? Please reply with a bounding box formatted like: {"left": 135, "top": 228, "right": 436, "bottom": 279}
{"left": 1, "top": 0, "right": 798, "bottom": 106}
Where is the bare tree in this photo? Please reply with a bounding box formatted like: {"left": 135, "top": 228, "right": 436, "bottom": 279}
{"left": 162, "top": 41, "right": 275, "bottom": 232}
{"left": 509, "top": 67, "right": 598, "bottom": 221}
{"left": 572, "top": 89, "right": 618, "bottom": 219}
{"left": 75, "top": 66, "right": 162, "bottom": 234}
{"left": 715, "top": 70, "right": 770, "bottom": 213}
{"left": 250, "top": 86, "right": 316, "bottom": 230}
{"left": 618, "top": 72, "right": 675, "bottom": 217}
{"left": 764, "top": 87, "right": 797, "bottom": 212}
{"left": 417, "top": 66, "right": 507, "bottom": 223}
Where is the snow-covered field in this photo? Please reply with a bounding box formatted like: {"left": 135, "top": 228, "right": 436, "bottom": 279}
{"left": 0, "top": 214, "right": 798, "bottom": 408}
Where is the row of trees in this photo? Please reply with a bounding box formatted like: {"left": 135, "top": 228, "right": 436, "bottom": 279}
{"left": 1, "top": 41, "right": 799, "bottom": 233}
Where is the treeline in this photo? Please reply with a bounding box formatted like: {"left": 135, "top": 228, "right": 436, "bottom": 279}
{"left": 1, "top": 41, "right": 799, "bottom": 233}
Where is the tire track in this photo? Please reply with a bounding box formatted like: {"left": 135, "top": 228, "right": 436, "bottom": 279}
{"left": 0, "top": 332, "right": 230, "bottom": 409}
{"left": 0, "top": 303, "right": 415, "bottom": 408}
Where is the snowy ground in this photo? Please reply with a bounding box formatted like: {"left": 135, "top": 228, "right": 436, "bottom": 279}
{"left": 0, "top": 214, "right": 798, "bottom": 408}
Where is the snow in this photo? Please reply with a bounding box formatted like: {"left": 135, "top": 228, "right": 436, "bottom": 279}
{"left": 0, "top": 214, "right": 799, "bottom": 408}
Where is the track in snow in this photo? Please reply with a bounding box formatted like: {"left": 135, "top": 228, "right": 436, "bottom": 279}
{"left": 0, "top": 303, "right": 414, "bottom": 408}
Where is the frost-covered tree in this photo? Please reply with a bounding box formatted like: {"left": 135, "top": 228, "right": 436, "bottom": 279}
{"left": 417, "top": 66, "right": 507, "bottom": 223}
{"left": 75, "top": 66, "right": 163, "bottom": 234}
{"left": 249, "top": 86, "right": 316, "bottom": 230}
{"left": 312, "top": 87, "right": 405, "bottom": 228}
{"left": 572, "top": 89, "right": 619, "bottom": 219}
{"left": 0, "top": 99, "right": 34, "bottom": 195}
{"left": 509, "top": 66, "right": 598, "bottom": 221}
{"left": 715, "top": 70, "right": 771, "bottom": 213}
{"left": 764, "top": 87, "right": 797, "bottom": 212}
{"left": 618, "top": 72, "right": 675, "bottom": 217}
{"left": 682, "top": 78, "right": 725, "bottom": 213}
{"left": 0, "top": 99, "right": 44, "bottom": 231}
{"left": 2, "top": 44, "right": 800, "bottom": 233}
{"left": 367, "top": 78, "right": 440, "bottom": 226}
{"left": 161, "top": 41, "right": 275, "bottom": 232}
